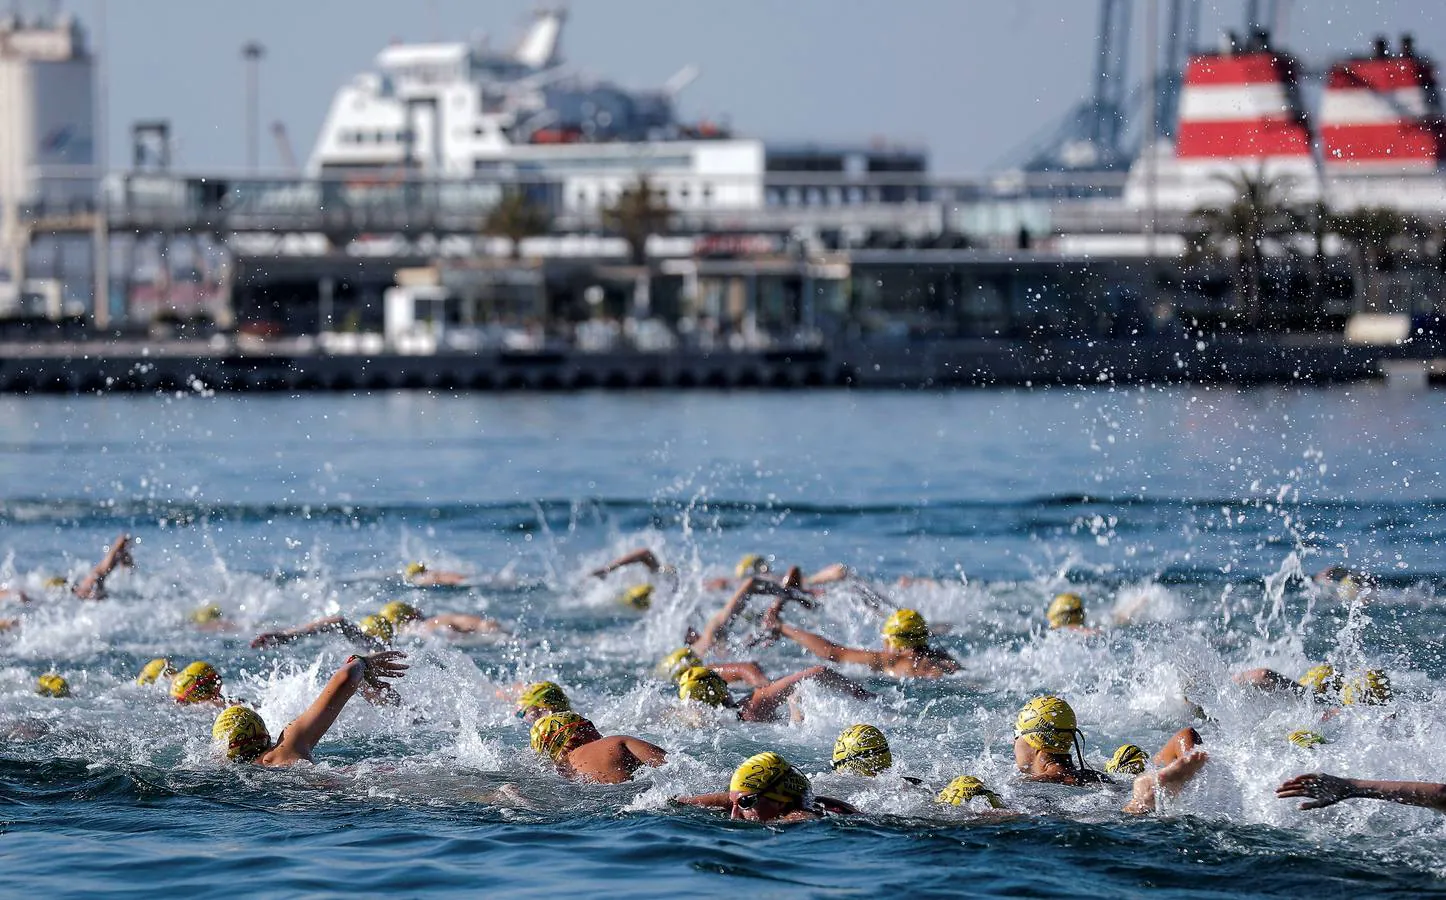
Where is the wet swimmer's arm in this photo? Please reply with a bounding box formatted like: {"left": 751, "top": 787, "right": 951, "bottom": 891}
{"left": 713, "top": 662, "right": 771, "bottom": 688}
{"left": 691, "top": 577, "right": 766, "bottom": 656}
{"left": 73, "top": 533, "right": 133, "bottom": 599}
{"left": 271, "top": 652, "right": 408, "bottom": 763}
{"left": 803, "top": 563, "right": 851, "bottom": 587}
{"left": 1276, "top": 773, "right": 1446, "bottom": 812}
{"left": 1122, "top": 751, "right": 1208, "bottom": 814}
{"left": 1232, "top": 668, "right": 1304, "bottom": 695}
{"left": 671, "top": 792, "right": 732, "bottom": 809}
{"left": 421, "top": 613, "right": 505, "bottom": 635}
{"left": 769, "top": 610, "right": 881, "bottom": 668}
{"left": 589, "top": 548, "right": 663, "bottom": 578}
{"left": 251, "top": 616, "right": 353, "bottom": 648}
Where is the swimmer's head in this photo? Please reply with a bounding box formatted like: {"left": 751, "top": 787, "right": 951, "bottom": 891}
{"left": 831, "top": 724, "right": 893, "bottom": 776}
{"left": 212, "top": 706, "right": 271, "bottom": 761}
{"left": 1106, "top": 743, "right": 1149, "bottom": 775}
{"left": 1288, "top": 729, "right": 1328, "bottom": 749}
{"left": 358, "top": 614, "right": 394, "bottom": 644}
{"left": 1342, "top": 670, "right": 1391, "bottom": 706}
{"left": 1298, "top": 664, "right": 1342, "bottom": 697}
{"left": 730, "top": 751, "right": 811, "bottom": 813}
{"left": 936, "top": 775, "right": 1004, "bottom": 809}
{"left": 657, "top": 647, "right": 703, "bottom": 683}
{"left": 36, "top": 673, "right": 69, "bottom": 698}
{"left": 189, "top": 604, "right": 224, "bottom": 624}
{"left": 1047, "top": 592, "right": 1086, "bottom": 629}
{"left": 735, "top": 554, "right": 769, "bottom": 579}
{"left": 530, "top": 711, "right": 599, "bottom": 762}
{"left": 379, "top": 601, "right": 423, "bottom": 626}
{"left": 882, "top": 608, "right": 928, "bottom": 650}
{"left": 516, "top": 681, "right": 571, "bottom": 721}
{"left": 170, "top": 661, "right": 222, "bottom": 704}
{"left": 676, "top": 666, "right": 729, "bottom": 707}
{"left": 404, "top": 562, "right": 427, "bottom": 579}
{"left": 42, "top": 576, "right": 67, "bottom": 589}
{"left": 619, "top": 584, "right": 654, "bottom": 611}
{"left": 136, "top": 658, "right": 175, "bottom": 686}
{"left": 1015, "top": 695, "right": 1079, "bottom": 755}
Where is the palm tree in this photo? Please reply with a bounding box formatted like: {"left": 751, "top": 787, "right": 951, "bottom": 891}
{"left": 483, "top": 189, "right": 552, "bottom": 259}
{"left": 601, "top": 175, "right": 672, "bottom": 266}
{"left": 1192, "top": 169, "right": 1303, "bottom": 329}
{"left": 1328, "top": 206, "right": 1425, "bottom": 313}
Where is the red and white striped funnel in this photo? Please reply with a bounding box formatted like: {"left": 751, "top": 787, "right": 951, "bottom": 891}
{"left": 1321, "top": 36, "right": 1445, "bottom": 170}
{"left": 1175, "top": 41, "right": 1312, "bottom": 163}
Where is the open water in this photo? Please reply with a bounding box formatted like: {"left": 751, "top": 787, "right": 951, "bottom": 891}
{"left": 2, "top": 387, "right": 1445, "bottom": 898}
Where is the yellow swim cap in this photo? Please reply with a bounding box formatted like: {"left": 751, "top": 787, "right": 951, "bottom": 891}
{"left": 379, "top": 601, "right": 423, "bottom": 625}
{"left": 1342, "top": 670, "right": 1391, "bottom": 706}
{"left": 36, "top": 673, "right": 70, "bottom": 697}
{"left": 735, "top": 554, "right": 768, "bottom": 578}
{"left": 189, "top": 604, "right": 223, "bottom": 624}
{"left": 1298, "top": 664, "right": 1342, "bottom": 696}
{"left": 657, "top": 647, "right": 703, "bottom": 683}
{"left": 1106, "top": 743, "right": 1149, "bottom": 775}
{"left": 882, "top": 608, "right": 929, "bottom": 650}
{"left": 516, "top": 681, "right": 571, "bottom": 717}
{"left": 170, "top": 661, "right": 222, "bottom": 704}
{"left": 1015, "top": 695, "right": 1079, "bottom": 754}
{"left": 136, "top": 658, "right": 175, "bottom": 685}
{"left": 730, "top": 751, "right": 811, "bottom": 804}
{"left": 936, "top": 775, "right": 1005, "bottom": 808}
{"left": 530, "top": 711, "right": 597, "bottom": 761}
{"left": 677, "top": 666, "right": 729, "bottom": 707}
{"left": 1047, "top": 592, "right": 1086, "bottom": 628}
{"left": 1288, "top": 729, "right": 1327, "bottom": 749}
{"left": 620, "top": 584, "right": 654, "bottom": 611}
{"left": 42, "top": 575, "right": 67, "bottom": 589}
{"left": 212, "top": 706, "right": 270, "bottom": 761}
{"left": 404, "top": 562, "right": 427, "bottom": 578}
{"left": 831, "top": 724, "right": 893, "bottom": 776}
{"left": 358, "top": 614, "right": 394, "bottom": 643}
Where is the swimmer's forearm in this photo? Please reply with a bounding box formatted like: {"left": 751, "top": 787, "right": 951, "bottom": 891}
{"left": 672, "top": 792, "right": 731, "bottom": 808}
{"left": 1349, "top": 779, "right": 1446, "bottom": 811}
{"left": 777, "top": 623, "right": 843, "bottom": 661}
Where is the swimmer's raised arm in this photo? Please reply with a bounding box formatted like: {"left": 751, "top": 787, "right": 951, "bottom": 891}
{"left": 804, "top": 563, "right": 851, "bottom": 587}
{"left": 1123, "top": 750, "right": 1209, "bottom": 814}
{"left": 72, "top": 533, "right": 133, "bottom": 600}
{"left": 590, "top": 548, "right": 663, "bottom": 578}
{"left": 268, "top": 652, "right": 407, "bottom": 765}
{"left": 1276, "top": 773, "right": 1446, "bottom": 813}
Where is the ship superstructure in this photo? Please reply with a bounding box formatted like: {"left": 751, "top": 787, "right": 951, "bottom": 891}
{"left": 308, "top": 10, "right": 924, "bottom": 215}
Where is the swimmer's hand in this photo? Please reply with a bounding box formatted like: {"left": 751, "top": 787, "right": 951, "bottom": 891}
{"left": 1275, "top": 773, "right": 1353, "bottom": 810}
{"left": 353, "top": 650, "right": 409, "bottom": 691}
{"left": 251, "top": 631, "right": 288, "bottom": 649}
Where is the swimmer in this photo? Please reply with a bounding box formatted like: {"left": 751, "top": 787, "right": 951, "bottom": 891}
{"left": 188, "top": 604, "right": 238, "bottom": 633}
{"left": 1276, "top": 772, "right": 1446, "bottom": 813}
{"left": 376, "top": 600, "right": 505, "bottom": 637}
{"left": 72, "top": 533, "right": 134, "bottom": 600}
{"left": 700, "top": 553, "right": 854, "bottom": 593}
{"left": 936, "top": 775, "right": 1008, "bottom": 811}
{"left": 403, "top": 562, "right": 467, "bottom": 587}
{"left": 1046, "top": 592, "right": 1101, "bottom": 634}
{"left": 36, "top": 673, "right": 70, "bottom": 697}
{"left": 170, "top": 661, "right": 227, "bottom": 706}
{"left": 1011, "top": 695, "right": 1207, "bottom": 814}
{"left": 1314, "top": 565, "right": 1374, "bottom": 601}
{"left": 136, "top": 658, "right": 177, "bottom": 686}
{"left": 589, "top": 547, "right": 676, "bottom": 580}
{"left": 513, "top": 680, "right": 572, "bottom": 724}
{"left": 673, "top": 751, "right": 857, "bottom": 822}
{"left": 210, "top": 651, "right": 407, "bottom": 767}
{"left": 675, "top": 663, "right": 875, "bottom": 723}
{"left": 763, "top": 605, "right": 959, "bottom": 679}
{"left": 529, "top": 711, "right": 666, "bottom": 784}
{"left": 832, "top": 724, "right": 924, "bottom": 785}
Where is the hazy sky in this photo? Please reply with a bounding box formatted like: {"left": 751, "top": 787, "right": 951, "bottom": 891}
{"left": 43, "top": 0, "right": 1446, "bottom": 174}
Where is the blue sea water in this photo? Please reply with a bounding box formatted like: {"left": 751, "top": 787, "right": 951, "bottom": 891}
{"left": 2, "top": 386, "right": 1446, "bottom": 898}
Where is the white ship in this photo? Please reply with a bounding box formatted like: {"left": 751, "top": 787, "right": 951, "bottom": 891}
{"left": 307, "top": 9, "right": 926, "bottom": 215}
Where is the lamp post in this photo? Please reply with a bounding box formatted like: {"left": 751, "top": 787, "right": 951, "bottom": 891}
{"left": 242, "top": 41, "right": 265, "bottom": 172}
